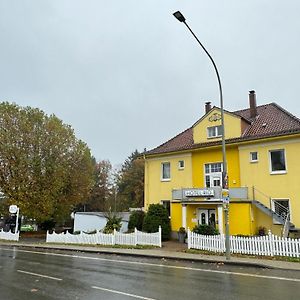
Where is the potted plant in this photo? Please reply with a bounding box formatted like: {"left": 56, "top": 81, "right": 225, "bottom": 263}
{"left": 178, "top": 227, "right": 186, "bottom": 243}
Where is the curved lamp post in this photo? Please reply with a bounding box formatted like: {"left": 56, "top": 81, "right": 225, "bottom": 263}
{"left": 173, "top": 11, "right": 230, "bottom": 260}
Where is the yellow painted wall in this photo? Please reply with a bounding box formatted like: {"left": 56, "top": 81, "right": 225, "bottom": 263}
{"left": 192, "top": 146, "right": 241, "bottom": 188}
{"left": 144, "top": 154, "right": 193, "bottom": 209}
{"left": 193, "top": 108, "right": 242, "bottom": 144}
{"left": 229, "top": 203, "right": 253, "bottom": 235}
{"left": 239, "top": 137, "right": 300, "bottom": 228}
{"left": 170, "top": 203, "right": 182, "bottom": 231}
{"left": 252, "top": 206, "right": 282, "bottom": 236}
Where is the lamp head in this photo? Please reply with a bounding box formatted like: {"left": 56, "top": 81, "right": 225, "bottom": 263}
{"left": 173, "top": 11, "right": 186, "bottom": 23}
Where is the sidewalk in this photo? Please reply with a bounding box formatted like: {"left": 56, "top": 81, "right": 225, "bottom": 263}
{"left": 1, "top": 239, "right": 300, "bottom": 271}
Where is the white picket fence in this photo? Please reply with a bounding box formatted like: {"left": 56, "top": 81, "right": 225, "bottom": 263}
{"left": 46, "top": 227, "right": 162, "bottom": 247}
{"left": 187, "top": 229, "right": 300, "bottom": 257}
{"left": 0, "top": 229, "right": 20, "bottom": 241}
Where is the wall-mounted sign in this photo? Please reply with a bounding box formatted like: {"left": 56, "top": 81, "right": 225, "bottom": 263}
{"left": 184, "top": 189, "right": 214, "bottom": 197}
{"left": 9, "top": 205, "right": 18, "bottom": 214}
{"left": 208, "top": 113, "right": 221, "bottom": 122}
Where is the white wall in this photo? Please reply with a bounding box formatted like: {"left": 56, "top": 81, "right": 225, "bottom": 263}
{"left": 120, "top": 221, "right": 128, "bottom": 233}
{"left": 73, "top": 213, "right": 129, "bottom": 233}
{"left": 73, "top": 214, "right": 106, "bottom": 233}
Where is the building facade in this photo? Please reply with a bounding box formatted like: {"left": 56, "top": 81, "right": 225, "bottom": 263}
{"left": 144, "top": 91, "right": 300, "bottom": 238}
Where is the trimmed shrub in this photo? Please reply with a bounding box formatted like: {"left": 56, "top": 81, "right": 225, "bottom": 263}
{"left": 128, "top": 210, "right": 145, "bottom": 231}
{"left": 257, "top": 226, "right": 267, "bottom": 236}
{"left": 142, "top": 204, "right": 171, "bottom": 240}
{"left": 103, "top": 213, "right": 122, "bottom": 234}
{"left": 192, "top": 224, "right": 219, "bottom": 235}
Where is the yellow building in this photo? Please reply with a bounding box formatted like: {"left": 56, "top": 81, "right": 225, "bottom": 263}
{"left": 144, "top": 91, "right": 300, "bottom": 238}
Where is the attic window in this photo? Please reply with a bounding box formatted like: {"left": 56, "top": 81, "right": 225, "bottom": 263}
{"left": 178, "top": 160, "right": 185, "bottom": 170}
{"left": 250, "top": 151, "right": 258, "bottom": 162}
{"left": 207, "top": 125, "right": 223, "bottom": 138}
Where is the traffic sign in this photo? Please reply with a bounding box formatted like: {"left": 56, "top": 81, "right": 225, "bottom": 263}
{"left": 9, "top": 205, "right": 18, "bottom": 214}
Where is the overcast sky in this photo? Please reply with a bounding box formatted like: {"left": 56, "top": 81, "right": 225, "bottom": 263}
{"left": 1, "top": 1, "right": 300, "bottom": 165}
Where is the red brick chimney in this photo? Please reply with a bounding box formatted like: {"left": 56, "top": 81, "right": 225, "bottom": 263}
{"left": 205, "top": 101, "right": 212, "bottom": 114}
{"left": 249, "top": 90, "right": 257, "bottom": 118}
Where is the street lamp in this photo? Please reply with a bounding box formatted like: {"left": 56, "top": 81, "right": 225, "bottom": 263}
{"left": 173, "top": 11, "right": 230, "bottom": 260}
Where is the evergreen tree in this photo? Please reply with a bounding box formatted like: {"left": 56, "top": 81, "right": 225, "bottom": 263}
{"left": 116, "top": 150, "right": 144, "bottom": 209}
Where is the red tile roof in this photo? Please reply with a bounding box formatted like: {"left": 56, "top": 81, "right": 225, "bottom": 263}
{"left": 146, "top": 103, "right": 300, "bottom": 156}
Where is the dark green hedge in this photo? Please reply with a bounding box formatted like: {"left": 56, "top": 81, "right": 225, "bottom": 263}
{"left": 128, "top": 210, "right": 145, "bottom": 231}
{"left": 143, "top": 204, "right": 170, "bottom": 240}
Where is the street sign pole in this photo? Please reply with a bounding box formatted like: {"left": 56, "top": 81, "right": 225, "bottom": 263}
{"left": 15, "top": 207, "right": 19, "bottom": 234}
{"left": 9, "top": 205, "right": 19, "bottom": 234}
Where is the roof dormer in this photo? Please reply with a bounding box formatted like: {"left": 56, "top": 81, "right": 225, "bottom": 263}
{"left": 193, "top": 106, "right": 247, "bottom": 144}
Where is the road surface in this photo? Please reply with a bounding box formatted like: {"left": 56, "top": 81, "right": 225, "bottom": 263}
{"left": 0, "top": 245, "right": 300, "bottom": 300}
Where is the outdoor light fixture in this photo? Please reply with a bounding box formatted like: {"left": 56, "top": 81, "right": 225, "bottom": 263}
{"left": 173, "top": 11, "right": 230, "bottom": 260}
{"left": 173, "top": 11, "right": 186, "bottom": 22}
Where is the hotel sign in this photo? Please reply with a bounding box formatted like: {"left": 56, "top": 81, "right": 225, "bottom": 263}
{"left": 184, "top": 189, "right": 214, "bottom": 197}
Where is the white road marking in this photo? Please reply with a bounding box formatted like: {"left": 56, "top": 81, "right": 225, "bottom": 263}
{"left": 17, "top": 269, "right": 62, "bottom": 281}
{"left": 91, "top": 285, "right": 157, "bottom": 300}
{"left": 2, "top": 247, "right": 300, "bottom": 283}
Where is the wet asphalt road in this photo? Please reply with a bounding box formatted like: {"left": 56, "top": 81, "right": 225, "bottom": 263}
{"left": 0, "top": 246, "right": 300, "bottom": 300}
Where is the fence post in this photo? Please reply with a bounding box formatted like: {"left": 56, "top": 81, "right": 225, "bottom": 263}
{"left": 158, "top": 226, "right": 162, "bottom": 248}
{"left": 268, "top": 230, "right": 274, "bottom": 256}
{"left": 134, "top": 227, "right": 138, "bottom": 246}
{"left": 113, "top": 229, "right": 116, "bottom": 245}
{"left": 187, "top": 228, "right": 191, "bottom": 249}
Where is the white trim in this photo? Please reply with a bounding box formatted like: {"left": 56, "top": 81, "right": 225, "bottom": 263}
{"left": 238, "top": 137, "right": 300, "bottom": 150}
{"left": 249, "top": 151, "right": 258, "bottom": 163}
{"left": 178, "top": 160, "right": 185, "bottom": 170}
{"left": 161, "top": 162, "right": 171, "bottom": 181}
{"left": 204, "top": 162, "right": 223, "bottom": 188}
{"left": 269, "top": 149, "right": 287, "bottom": 174}
{"left": 207, "top": 125, "right": 222, "bottom": 139}
{"left": 270, "top": 171, "right": 287, "bottom": 175}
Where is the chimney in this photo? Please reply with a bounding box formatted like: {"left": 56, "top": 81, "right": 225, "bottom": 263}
{"left": 249, "top": 90, "right": 257, "bottom": 118}
{"left": 205, "top": 101, "right": 212, "bottom": 114}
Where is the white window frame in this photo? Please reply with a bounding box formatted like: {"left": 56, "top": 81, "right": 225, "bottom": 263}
{"left": 178, "top": 160, "right": 185, "bottom": 170}
{"left": 271, "top": 198, "right": 291, "bottom": 224}
{"left": 161, "top": 162, "right": 171, "bottom": 181}
{"left": 250, "top": 151, "right": 258, "bottom": 163}
{"left": 207, "top": 125, "right": 223, "bottom": 139}
{"left": 269, "top": 149, "right": 287, "bottom": 174}
{"left": 204, "top": 162, "right": 223, "bottom": 188}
